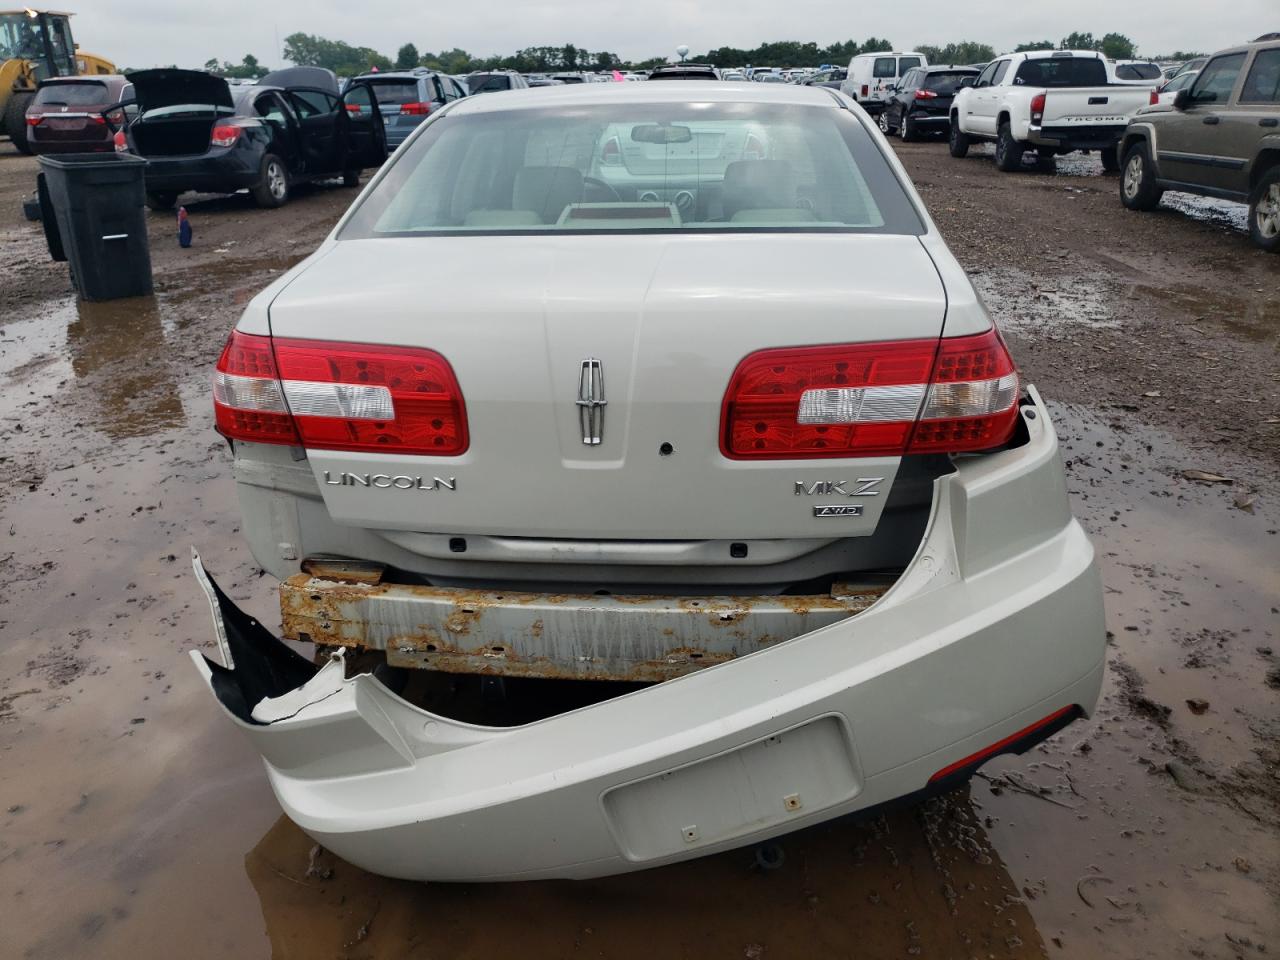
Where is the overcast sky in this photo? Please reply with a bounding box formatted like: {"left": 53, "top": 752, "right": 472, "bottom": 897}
{"left": 77, "top": 0, "right": 1274, "bottom": 69}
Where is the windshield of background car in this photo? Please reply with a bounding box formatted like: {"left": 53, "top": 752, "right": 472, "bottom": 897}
{"left": 141, "top": 102, "right": 237, "bottom": 121}
{"left": 468, "top": 74, "right": 512, "bottom": 92}
{"left": 1014, "top": 57, "right": 1108, "bottom": 87}
{"left": 367, "top": 81, "right": 422, "bottom": 105}
{"left": 1116, "top": 63, "right": 1162, "bottom": 80}
{"left": 34, "top": 81, "right": 109, "bottom": 106}
{"left": 339, "top": 102, "right": 925, "bottom": 237}
{"left": 922, "top": 71, "right": 977, "bottom": 95}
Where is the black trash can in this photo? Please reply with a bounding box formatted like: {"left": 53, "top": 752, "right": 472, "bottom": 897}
{"left": 38, "top": 153, "right": 153, "bottom": 302}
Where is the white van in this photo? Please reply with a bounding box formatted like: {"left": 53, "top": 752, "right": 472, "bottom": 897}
{"left": 840, "top": 51, "right": 928, "bottom": 111}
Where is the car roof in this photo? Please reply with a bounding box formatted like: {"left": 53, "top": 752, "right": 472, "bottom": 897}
{"left": 1209, "top": 36, "right": 1280, "bottom": 57}
{"left": 445, "top": 80, "right": 840, "bottom": 115}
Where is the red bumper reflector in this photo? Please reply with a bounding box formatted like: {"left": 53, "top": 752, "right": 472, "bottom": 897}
{"left": 928, "top": 705, "right": 1079, "bottom": 783}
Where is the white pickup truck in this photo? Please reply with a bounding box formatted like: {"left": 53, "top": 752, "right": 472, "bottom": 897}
{"left": 949, "top": 50, "right": 1156, "bottom": 172}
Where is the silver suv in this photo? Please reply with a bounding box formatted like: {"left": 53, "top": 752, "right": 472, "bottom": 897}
{"left": 1119, "top": 34, "right": 1280, "bottom": 251}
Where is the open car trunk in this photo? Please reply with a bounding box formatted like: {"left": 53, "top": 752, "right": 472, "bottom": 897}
{"left": 130, "top": 115, "right": 220, "bottom": 156}
{"left": 124, "top": 68, "right": 233, "bottom": 157}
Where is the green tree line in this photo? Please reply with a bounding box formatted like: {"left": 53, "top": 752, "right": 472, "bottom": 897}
{"left": 200, "top": 30, "right": 1199, "bottom": 80}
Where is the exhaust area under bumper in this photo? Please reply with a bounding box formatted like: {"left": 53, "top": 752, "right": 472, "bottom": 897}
{"left": 191, "top": 386, "right": 1106, "bottom": 882}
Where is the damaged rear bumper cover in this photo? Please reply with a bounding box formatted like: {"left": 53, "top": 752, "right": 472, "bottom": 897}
{"left": 191, "top": 387, "right": 1105, "bottom": 882}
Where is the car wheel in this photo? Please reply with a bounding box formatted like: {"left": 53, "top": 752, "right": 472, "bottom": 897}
{"left": 878, "top": 111, "right": 893, "bottom": 135}
{"left": 995, "top": 122, "right": 1023, "bottom": 172}
{"left": 1248, "top": 166, "right": 1280, "bottom": 253}
{"left": 342, "top": 168, "right": 361, "bottom": 188}
{"left": 1119, "top": 141, "right": 1163, "bottom": 212}
{"left": 900, "top": 114, "right": 917, "bottom": 142}
{"left": 948, "top": 118, "right": 970, "bottom": 158}
{"left": 145, "top": 192, "right": 178, "bottom": 212}
{"left": 252, "top": 154, "right": 289, "bottom": 208}
{"left": 4, "top": 92, "right": 35, "bottom": 155}
{"left": 1100, "top": 145, "right": 1120, "bottom": 173}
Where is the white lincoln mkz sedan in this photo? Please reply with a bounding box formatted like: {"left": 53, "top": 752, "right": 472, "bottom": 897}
{"left": 195, "top": 81, "right": 1106, "bottom": 881}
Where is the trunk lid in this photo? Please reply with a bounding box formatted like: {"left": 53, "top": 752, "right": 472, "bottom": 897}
{"left": 125, "top": 69, "right": 233, "bottom": 113}
{"left": 266, "top": 234, "right": 947, "bottom": 541}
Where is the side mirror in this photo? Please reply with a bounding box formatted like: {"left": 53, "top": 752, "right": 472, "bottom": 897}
{"left": 959, "top": 77, "right": 976, "bottom": 88}
{"left": 1173, "top": 89, "right": 1190, "bottom": 110}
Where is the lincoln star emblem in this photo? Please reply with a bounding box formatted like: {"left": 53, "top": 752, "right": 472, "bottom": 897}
{"left": 576, "top": 358, "right": 607, "bottom": 445}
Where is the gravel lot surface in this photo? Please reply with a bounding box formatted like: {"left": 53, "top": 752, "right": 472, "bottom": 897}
{"left": 0, "top": 135, "right": 1275, "bottom": 960}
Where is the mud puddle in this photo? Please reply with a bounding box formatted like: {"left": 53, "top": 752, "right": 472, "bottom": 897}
{"left": 970, "top": 265, "right": 1121, "bottom": 336}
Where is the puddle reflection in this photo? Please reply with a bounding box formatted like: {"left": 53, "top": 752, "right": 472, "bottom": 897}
{"left": 65, "top": 295, "right": 186, "bottom": 438}
{"left": 245, "top": 791, "right": 1046, "bottom": 959}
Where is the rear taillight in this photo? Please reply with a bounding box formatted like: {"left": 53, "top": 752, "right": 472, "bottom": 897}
{"left": 213, "top": 331, "right": 300, "bottom": 445}
{"left": 1149, "top": 90, "right": 1159, "bottom": 105}
{"left": 1030, "top": 93, "right": 1045, "bottom": 124}
{"left": 345, "top": 103, "right": 362, "bottom": 114}
{"left": 720, "top": 329, "right": 1019, "bottom": 460}
{"left": 211, "top": 124, "right": 241, "bottom": 147}
{"left": 113, "top": 130, "right": 126, "bottom": 152}
{"left": 914, "top": 89, "right": 938, "bottom": 100}
{"left": 860, "top": 84, "right": 869, "bottom": 97}
{"left": 398, "top": 101, "right": 431, "bottom": 115}
{"left": 601, "top": 136, "right": 622, "bottom": 164}
{"left": 25, "top": 114, "right": 42, "bottom": 126}
{"left": 213, "top": 331, "right": 469, "bottom": 456}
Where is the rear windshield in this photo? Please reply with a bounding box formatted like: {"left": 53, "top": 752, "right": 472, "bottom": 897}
{"left": 872, "top": 57, "right": 896, "bottom": 78}
{"left": 897, "top": 57, "right": 923, "bottom": 74}
{"left": 1014, "top": 56, "right": 1108, "bottom": 87}
{"left": 1115, "top": 63, "right": 1162, "bottom": 80}
{"left": 922, "top": 71, "right": 977, "bottom": 94}
{"left": 468, "top": 74, "right": 511, "bottom": 92}
{"left": 34, "top": 80, "right": 108, "bottom": 106}
{"left": 367, "top": 81, "right": 420, "bottom": 105}
{"left": 340, "top": 102, "right": 924, "bottom": 237}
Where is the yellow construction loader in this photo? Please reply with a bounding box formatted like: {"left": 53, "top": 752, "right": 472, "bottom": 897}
{"left": 1, "top": 9, "right": 114, "bottom": 154}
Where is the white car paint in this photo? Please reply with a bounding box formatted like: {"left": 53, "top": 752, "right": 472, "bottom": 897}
{"left": 195, "top": 82, "right": 1106, "bottom": 881}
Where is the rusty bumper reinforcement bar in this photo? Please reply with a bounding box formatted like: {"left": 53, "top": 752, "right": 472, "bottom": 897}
{"left": 280, "top": 564, "right": 888, "bottom": 682}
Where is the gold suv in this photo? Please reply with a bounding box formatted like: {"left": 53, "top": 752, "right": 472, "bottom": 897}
{"left": 1119, "top": 33, "right": 1280, "bottom": 252}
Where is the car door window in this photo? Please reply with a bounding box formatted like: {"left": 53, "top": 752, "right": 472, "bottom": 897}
{"left": 255, "top": 93, "right": 289, "bottom": 128}
{"left": 289, "top": 90, "right": 335, "bottom": 119}
{"left": 1189, "top": 52, "right": 1247, "bottom": 105}
{"left": 976, "top": 62, "right": 998, "bottom": 88}
{"left": 1240, "top": 49, "right": 1280, "bottom": 103}
{"left": 430, "top": 77, "right": 446, "bottom": 104}
{"left": 872, "top": 57, "right": 896, "bottom": 79}
{"left": 991, "top": 60, "right": 1010, "bottom": 85}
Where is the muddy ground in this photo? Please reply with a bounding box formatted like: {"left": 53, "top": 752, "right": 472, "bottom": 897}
{"left": 0, "top": 135, "right": 1276, "bottom": 960}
